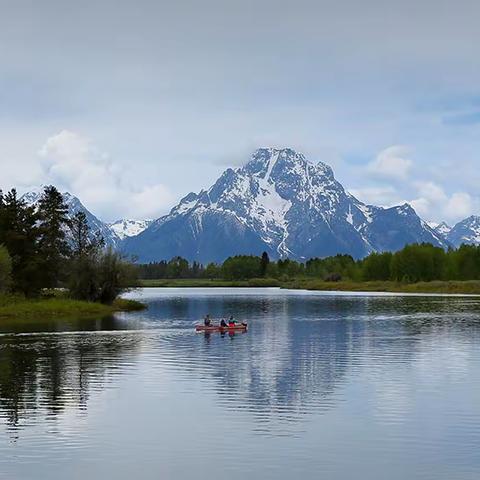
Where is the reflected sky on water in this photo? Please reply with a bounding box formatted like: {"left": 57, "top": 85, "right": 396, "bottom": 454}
{"left": 1, "top": 288, "right": 480, "bottom": 479}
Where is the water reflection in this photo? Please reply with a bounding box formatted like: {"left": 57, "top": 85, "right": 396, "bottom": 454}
{"left": 0, "top": 330, "right": 141, "bottom": 430}
{"left": 0, "top": 289, "right": 480, "bottom": 441}
{"left": 128, "top": 289, "right": 480, "bottom": 433}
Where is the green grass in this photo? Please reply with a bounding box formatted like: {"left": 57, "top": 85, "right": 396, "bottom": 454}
{"left": 139, "top": 278, "right": 281, "bottom": 288}
{"left": 112, "top": 298, "right": 147, "bottom": 311}
{"left": 138, "top": 278, "right": 480, "bottom": 295}
{"left": 282, "top": 279, "right": 480, "bottom": 295}
{"left": 0, "top": 294, "right": 147, "bottom": 320}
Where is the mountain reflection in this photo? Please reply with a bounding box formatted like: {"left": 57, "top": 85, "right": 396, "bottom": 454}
{"left": 1, "top": 290, "right": 479, "bottom": 437}
{"left": 147, "top": 292, "right": 480, "bottom": 432}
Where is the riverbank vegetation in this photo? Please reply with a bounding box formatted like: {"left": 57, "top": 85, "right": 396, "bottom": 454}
{"left": 137, "top": 244, "right": 480, "bottom": 294}
{"left": 0, "top": 294, "right": 145, "bottom": 319}
{"left": 0, "top": 186, "right": 143, "bottom": 318}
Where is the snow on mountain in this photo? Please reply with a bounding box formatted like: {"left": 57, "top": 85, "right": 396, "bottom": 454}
{"left": 124, "top": 148, "right": 450, "bottom": 263}
{"left": 428, "top": 221, "right": 452, "bottom": 237}
{"left": 21, "top": 189, "right": 121, "bottom": 247}
{"left": 447, "top": 216, "right": 480, "bottom": 247}
{"left": 108, "top": 219, "right": 153, "bottom": 239}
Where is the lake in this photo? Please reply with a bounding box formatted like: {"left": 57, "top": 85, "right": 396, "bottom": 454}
{"left": 1, "top": 288, "right": 480, "bottom": 479}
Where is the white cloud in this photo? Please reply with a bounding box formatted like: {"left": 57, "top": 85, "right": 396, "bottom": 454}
{"left": 368, "top": 145, "right": 413, "bottom": 180}
{"left": 349, "top": 186, "right": 400, "bottom": 207}
{"left": 445, "top": 192, "right": 474, "bottom": 220}
{"left": 37, "top": 130, "right": 173, "bottom": 221}
{"left": 410, "top": 181, "right": 478, "bottom": 224}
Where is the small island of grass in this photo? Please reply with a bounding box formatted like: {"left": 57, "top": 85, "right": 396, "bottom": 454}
{"left": 0, "top": 295, "right": 147, "bottom": 320}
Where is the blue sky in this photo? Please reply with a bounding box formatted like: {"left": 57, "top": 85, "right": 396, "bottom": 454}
{"left": 0, "top": 0, "right": 479, "bottom": 223}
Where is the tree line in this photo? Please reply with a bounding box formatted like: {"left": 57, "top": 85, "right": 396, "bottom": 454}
{"left": 137, "top": 243, "right": 480, "bottom": 282}
{"left": 0, "top": 186, "right": 135, "bottom": 302}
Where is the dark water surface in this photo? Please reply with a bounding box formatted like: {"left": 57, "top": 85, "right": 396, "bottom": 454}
{"left": 1, "top": 288, "right": 480, "bottom": 480}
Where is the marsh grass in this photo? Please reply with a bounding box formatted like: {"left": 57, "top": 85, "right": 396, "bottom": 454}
{"left": 0, "top": 294, "right": 146, "bottom": 319}
{"left": 138, "top": 278, "right": 480, "bottom": 295}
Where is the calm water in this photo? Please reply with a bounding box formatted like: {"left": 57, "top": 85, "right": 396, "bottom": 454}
{"left": 1, "top": 288, "right": 480, "bottom": 480}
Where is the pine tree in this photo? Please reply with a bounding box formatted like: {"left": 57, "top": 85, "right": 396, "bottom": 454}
{"left": 37, "top": 186, "right": 70, "bottom": 288}
{"left": 260, "top": 251, "right": 270, "bottom": 277}
{"left": 0, "top": 189, "right": 41, "bottom": 295}
{"left": 69, "top": 211, "right": 104, "bottom": 257}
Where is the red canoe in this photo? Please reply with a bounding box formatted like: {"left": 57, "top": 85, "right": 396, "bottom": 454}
{"left": 195, "top": 323, "right": 248, "bottom": 333}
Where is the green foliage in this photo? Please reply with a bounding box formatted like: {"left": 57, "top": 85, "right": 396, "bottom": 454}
{"left": 305, "top": 255, "right": 357, "bottom": 281}
{"left": 166, "top": 256, "right": 190, "bottom": 278}
{"left": 68, "top": 248, "right": 137, "bottom": 304}
{"left": 37, "top": 186, "right": 71, "bottom": 288}
{"left": 0, "top": 185, "right": 137, "bottom": 304}
{"left": 0, "top": 245, "right": 12, "bottom": 293}
{"left": 0, "top": 294, "right": 145, "bottom": 319}
{"left": 390, "top": 243, "right": 447, "bottom": 282}
{"left": 204, "top": 262, "right": 220, "bottom": 279}
{"left": 222, "top": 255, "right": 262, "bottom": 280}
{"left": 361, "top": 252, "right": 393, "bottom": 281}
{"left": 70, "top": 211, "right": 104, "bottom": 256}
{"left": 136, "top": 243, "right": 480, "bottom": 285}
{"left": 137, "top": 258, "right": 205, "bottom": 279}
{"left": 450, "top": 244, "right": 480, "bottom": 280}
{"left": 260, "top": 251, "right": 270, "bottom": 277}
{"left": 0, "top": 188, "right": 41, "bottom": 296}
{"left": 277, "top": 258, "right": 304, "bottom": 278}
{"left": 96, "top": 249, "right": 137, "bottom": 304}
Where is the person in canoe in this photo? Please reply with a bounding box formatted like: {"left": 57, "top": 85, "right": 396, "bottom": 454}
{"left": 220, "top": 319, "right": 227, "bottom": 327}
{"left": 204, "top": 314, "right": 212, "bottom": 327}
{"left": 228, "top": 316, "right": 236, "bottom": 327}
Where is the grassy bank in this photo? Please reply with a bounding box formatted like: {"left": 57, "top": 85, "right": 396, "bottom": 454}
{"left": 138, "top": 278, "right": 480, "bottom": 295}
{"left": 0, "top": 295, "right": 147, "bottom": 320}
{"left": 282, "top": 279, "right": 480, "bottom": 295}
{"left": 139, "top": 278, "right": 282, "bottom": 288}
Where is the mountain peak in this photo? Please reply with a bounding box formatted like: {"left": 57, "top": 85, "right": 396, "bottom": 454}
{"left": 394, "top": 203, "right": 416, "bottom": 216}
{"left": 123, "top": 148, "right": 449, "bottom": 263}
{"left": 447, "top": 215, "right": 480, "bottom": 246}
{"left": 244, "top": 147, "right": 334, "bottom": 183}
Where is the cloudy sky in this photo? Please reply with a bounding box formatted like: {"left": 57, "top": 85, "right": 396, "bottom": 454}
{"left": 0, "top": 0, "right": 479, "bottom": 224}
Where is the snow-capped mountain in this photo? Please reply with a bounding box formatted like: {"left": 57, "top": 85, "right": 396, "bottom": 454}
{"left": 21, "top": 188, "right": 121, "bottom": 247}
{"left": 446, "top": 216, "right": 480, "bottom": 247}
{"left": 123, "top": 148, "right": 449, "bottom": 263}
{"left": 108, "top": 219, "right": 153, "bottom": 240}
{"left": 429, "top": 221, "right": 452, "bottom": 237}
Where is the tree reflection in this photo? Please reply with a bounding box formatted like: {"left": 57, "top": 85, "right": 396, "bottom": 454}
{"left": 0, "top": 328, "right": 140, "bottom": 430}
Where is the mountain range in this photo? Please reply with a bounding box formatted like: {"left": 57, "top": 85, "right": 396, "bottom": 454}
{"left": 20, "top": 188, "right": 151, "bottom": 247}
{"left": 123, "top": 148, "right": 449, "bottom": 262}
{"left": 20, "top": 149, "right": 480, "bottom": 263}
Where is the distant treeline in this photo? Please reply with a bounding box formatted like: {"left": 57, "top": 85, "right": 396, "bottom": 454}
{"left": 137, "top": 243, "right": 480, "bottom": 283}
{"left": 0, "top": 186, "right": 135, "bottom": 302}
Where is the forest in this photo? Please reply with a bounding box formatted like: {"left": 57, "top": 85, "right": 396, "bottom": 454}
{"left": 137, "top": 243, "right": 480, "bottom": 283}
{"left": 0, "top": 186, "right": 135, "bottom": 306}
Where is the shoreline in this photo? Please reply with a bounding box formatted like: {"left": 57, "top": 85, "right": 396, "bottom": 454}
{"left": 0, "top": 296, "right": 147, "bottom": 320}
{"left": 137, "top": 279, "right": 480, "bottom": 296}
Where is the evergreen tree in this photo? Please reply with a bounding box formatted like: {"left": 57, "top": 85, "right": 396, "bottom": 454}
{"left": 260, "top": 251, "right": 270, "bottom": 277}
{"left": 69, "top": 211, "right": 104, "bottom": 257}
{"left": 37, "top": 186, "right": 70, "bottom": 288}
{"left": 0, "top": 189, "right": 41, "bottom": 295}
